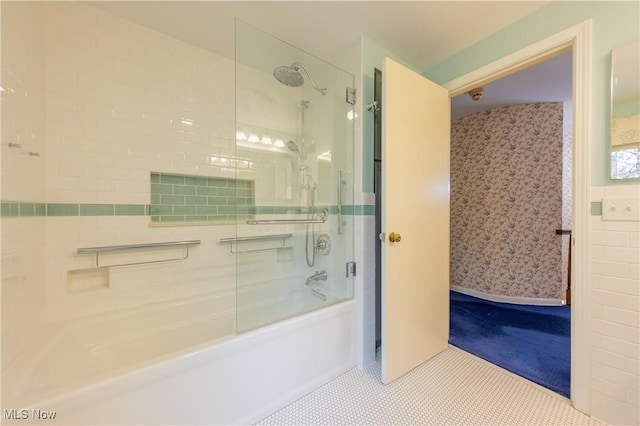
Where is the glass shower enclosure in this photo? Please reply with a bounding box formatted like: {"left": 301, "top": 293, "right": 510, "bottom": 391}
{"left": 234, "top": 21, "right": 354, "bottom": 332}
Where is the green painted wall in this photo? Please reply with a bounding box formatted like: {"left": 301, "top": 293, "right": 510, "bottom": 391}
{"left": 424, "top": 1, "right": 640, "bottom": 186}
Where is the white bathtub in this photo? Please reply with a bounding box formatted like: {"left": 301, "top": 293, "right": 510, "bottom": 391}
{"left": 2, "top": 283, "right": 355, "bottom": 425}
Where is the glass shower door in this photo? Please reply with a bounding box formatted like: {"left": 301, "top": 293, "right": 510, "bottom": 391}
{"left": 234, "top": 21, "right": 354, "bottom": 332}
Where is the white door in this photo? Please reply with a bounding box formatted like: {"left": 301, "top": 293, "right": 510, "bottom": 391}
{"left": 381, "top": 58, "right": 450, "bottom": 384}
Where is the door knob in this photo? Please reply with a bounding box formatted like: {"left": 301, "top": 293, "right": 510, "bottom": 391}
{"left": 389, "top": 232, "right": 401, "bottom": 243}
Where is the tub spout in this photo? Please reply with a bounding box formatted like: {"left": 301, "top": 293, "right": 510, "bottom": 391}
{"left": 305, "top": 270, "right": 327, "bottom": 286}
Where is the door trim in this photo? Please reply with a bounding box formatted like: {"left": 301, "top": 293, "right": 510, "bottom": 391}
{"left": 443, "top": 20, "right": 592, "bottom": 414}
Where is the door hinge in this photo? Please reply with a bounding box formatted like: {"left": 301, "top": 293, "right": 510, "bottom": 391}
{"left": 346, "top": 87, "right": 356, "bottom": 105}
{"left": 346, "top": 261, "right": 357, "bottom": 278}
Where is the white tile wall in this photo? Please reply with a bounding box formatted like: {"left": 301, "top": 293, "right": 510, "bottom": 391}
{"left": 42, "top": 3, "right": 236, "bottom": 206}
{"left": 590, "top": 185, "right": 640, "bottom": 425}
{"left": 35, "top": 3, "right": 243, "bottom": 321}
{"left": 1, "top": 2, "right": 47, "bottom": 365}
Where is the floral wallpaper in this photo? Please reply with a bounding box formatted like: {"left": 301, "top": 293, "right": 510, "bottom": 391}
{"left": 450, "top": 103, "right": 566, "bottom": 300}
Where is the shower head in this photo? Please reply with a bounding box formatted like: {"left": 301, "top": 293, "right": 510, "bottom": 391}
{"left": 273, "top": 62, "right": 327, "bottom": 96}
{"left": 273, "top": 66, "right": 304, "bottom": 88}
{"left": 286, "top": 140, "right": 307, "bottom": 164}
{"left": 286, "top": 140, "right": 300, "bottom": 153}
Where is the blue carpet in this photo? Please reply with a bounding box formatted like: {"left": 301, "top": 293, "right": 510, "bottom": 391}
{"left": 449, "top": 290, "right": 570, "bottom": 397}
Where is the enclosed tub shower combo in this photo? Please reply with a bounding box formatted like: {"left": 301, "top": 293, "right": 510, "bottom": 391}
{"left": 1, "top": 5, "right": 355, "bottom": 424}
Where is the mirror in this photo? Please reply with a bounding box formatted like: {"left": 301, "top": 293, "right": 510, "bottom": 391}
{"left": 611, "top": 39, "right": 640, "bottom": 179}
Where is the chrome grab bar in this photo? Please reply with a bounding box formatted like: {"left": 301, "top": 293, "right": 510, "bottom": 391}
{"left": 219, "top": 234, "right": 293, "bottom": 243}
{"left": 77, "top": 240, "right": 201, "bottom": 268}
{"left": 246, "top": 218, "right": 326, "bottom": 225}
{"left": 247, "top": 208, "right": 328, "bottom": 225}
{"left": 219, "top": 234, "right": 292, "bottom": 254}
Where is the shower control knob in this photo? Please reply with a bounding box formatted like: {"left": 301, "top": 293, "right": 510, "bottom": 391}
{"left": 389, "top": 232, "right": 401, "bottom": 243}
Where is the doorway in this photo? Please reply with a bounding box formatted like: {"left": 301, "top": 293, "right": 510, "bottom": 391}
{"left": 370, "top": 21, "right": 591, "bottom": 410}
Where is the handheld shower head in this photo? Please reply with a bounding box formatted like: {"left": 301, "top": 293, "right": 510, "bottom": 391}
{"left": 285, "top": 140, "right": 300, "bottom": 153}
{"left": 273, "top": 62, "right": 327, "bottom": 96}
{"left": 286, "top": 140, "right": 306, "bottom": 165}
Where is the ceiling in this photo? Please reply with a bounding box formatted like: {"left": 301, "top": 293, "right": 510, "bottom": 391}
{"left": 92, "top": 1, "right": 550, "bottom": 72}
{"left": 451, "top": 51, "right": 573, "bottom": 121}
{"left": 92, "top": 1, "right": 568, "bottom": 119}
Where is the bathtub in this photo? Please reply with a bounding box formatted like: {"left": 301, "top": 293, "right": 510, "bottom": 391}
{"left": 2, "top": 280, "right": 355, "bottom": 425}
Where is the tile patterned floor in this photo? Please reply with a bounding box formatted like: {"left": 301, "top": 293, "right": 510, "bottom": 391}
{"left": 258, "top": 347, "right": 603, "bottom": 425}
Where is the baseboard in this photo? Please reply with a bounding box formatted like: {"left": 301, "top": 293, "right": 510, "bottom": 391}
{"left": 450, "top": 286, "right": 564, "bottom": 306}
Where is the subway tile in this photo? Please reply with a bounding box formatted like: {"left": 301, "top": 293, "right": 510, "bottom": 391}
{"left": 160, "top": 215, "right": 185, "bottom": 222}
{"left": 237, "top": 206, "right": 255, "bottom": 215}
{"left": 197, "top": 186, "right": 217, "bottom": 196}
{"left": 218, "top": 188, "right": 236, "bottom": 197}
{"left": 604, "top": 246, "right": 640, "bottom": 264}
{"left": 217, "top": 206, "right": 236, "bottom": 215}
{"left": 161, "top": 195, "right": 185, "bottom": 205}
{"left": 185, "top": 176, "right": 207, "bottom": 186}
{"left": 196, "top": 205, "right": 218, "bottom": 215}
{"left": 208, "top": 196, "right": 228, "bottom": 206}
{"left": 208, "top": 177, "right": 228, "bottom": 188}
{"left": 48, "top": 203, "right": 79, "bottom": 216}
{"left": 592, "top": 260, "right": 630, "bottom": 279}
{"left": 174, "top": 205, "right": 197, "bottom": 215}
{"left": 174, "top": 185, "right": 196, "bottom": 195}
{"left": 257, "top": 206, "right": 275, "bottom": 214}
{"left": 236, "top": 188, "right": 252, "bottom": 198}
{"left": 602, "top": 306, "right": 640, "bottom": 328}
{"left": 592, "top": 347, "right": 633, "bottom": 370}
{"left": 591, "top": 201, "right": 603, "bottom": 216}
{"left": 160, "top": 174, "right": 184, "bottom": 185}
{"left": 185, "top": 196, "right": 208, "bottom": 206}
{"left": 8, "top": 202, "right": 19, "bottom": 217}
{"left": 35, "top": 203, "right": 47, "bottom": 216}
{"left": 19, "top": 203, "right": 36, "bottom": 217}
{"left": 151, "top": 184, "right": 173, "bottom": 195}
{"left": 342, "top": 205, "right": 355, "bottom": 215}
{"left": 115, "top": 204, "right": 146, "bottom": 216}
{"left": 80, "top": 204, "right": 114, "bottom": 216}
{"left": 150, "top": 205, "right": 173, "bottom": 215}
{"left": 592, "top": 377, "right": 628, "bottom": 402}
{"left": 592, "top": 231, "right": 628, "bottom": 247}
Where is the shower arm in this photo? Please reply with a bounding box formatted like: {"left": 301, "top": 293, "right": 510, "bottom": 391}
{"left": 292, "top": 62, "right": 327, "bottom": 96}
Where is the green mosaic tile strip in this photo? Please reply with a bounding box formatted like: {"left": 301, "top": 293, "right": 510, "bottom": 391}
{"left": 35, "top": 203, "right": 47, "bottom": 216}
{"left": 1, "top": 202, "right": 149, "bottom": 217}
{"left": 115, "top": 204, "right": 146, "bottom": 216}
{"left": 1, "top": 202, "right": 19, "bottom": 217}
{"left": 19, "top": 203, "right": 36, "bottom": 217}
{"left": 362, "top": 204, "right": 375, "bottom": 215}
{"left": 48, "top": 203, "right": 79, "bottom": 216}
{"left": 80, "top": 204, "right": 114, "bottom": 216}
{"left": 0, "top": 199, "right": 376, "bottom": 219}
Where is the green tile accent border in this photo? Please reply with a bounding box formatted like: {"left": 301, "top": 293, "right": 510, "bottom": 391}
{"left": 48, "top": 203, "right": 79, "bottom": 216}
{"left": 150, "top": 172, "right": 255, "bottom": 223}
{"left": 1, "top": 202, "right": 149, "bottom": 217}
{"left": 0, "top": 200, "right": 376, "bottom": 218}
